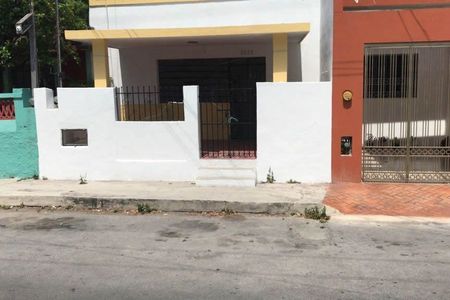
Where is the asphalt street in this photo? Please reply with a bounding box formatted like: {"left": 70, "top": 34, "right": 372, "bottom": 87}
{"left": 0, "top": 209, "right": 449, "bottom": 299}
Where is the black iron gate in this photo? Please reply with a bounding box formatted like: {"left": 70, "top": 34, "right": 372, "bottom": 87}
{"left": 362, "top": 44, "right": 450, "bottom": 183}
{"left": 157, "top": 57, "right": 264, "bottom": 159}
{"left": 200, "top": 87, "right": 256, "bottom": 158}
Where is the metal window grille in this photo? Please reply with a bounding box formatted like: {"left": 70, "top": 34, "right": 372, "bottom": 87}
{"left": 115, "top": 86, "right": 184, "bottom": 121}
{"left": 0, "top": 100, "right": 15, "bottom": 120}
{"left": 365, "top": 53, "right": 418, "bottom": 99}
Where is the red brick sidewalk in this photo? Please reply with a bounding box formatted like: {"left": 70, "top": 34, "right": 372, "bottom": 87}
{"left": 324, "top": 183, "right": 450, "bottom": 217}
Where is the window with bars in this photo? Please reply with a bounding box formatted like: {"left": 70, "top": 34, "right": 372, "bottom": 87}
{"left": 365, "top": 53, "right": 418, "bottom": 98}
{"left": 0, "top": 100, "right": 15, "bottom": 120}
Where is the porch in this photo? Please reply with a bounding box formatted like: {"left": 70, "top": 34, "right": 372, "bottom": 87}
{"left": 65, "top": 23, "right": 310, "bottom": 87}
{"left": 66, "top": 23, "right": 310, "bottom": 159}
{"left": 36, "top": 23, "right": 331, "bottom": 185}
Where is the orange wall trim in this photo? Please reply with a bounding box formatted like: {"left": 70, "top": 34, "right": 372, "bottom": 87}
{"left": 332, "top": 0, "right": 450, "bottom": 183}
{"left": 343, "top": 0, "right": 450, "bottom": 9}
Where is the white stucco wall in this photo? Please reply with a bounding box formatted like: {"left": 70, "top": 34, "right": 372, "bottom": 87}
{"left": 34, "top": 86, "right": 200, "bottom": 181}
{"left": 257, "top": 82, "right": 332, "bottom": 183}
{"left": 108, "top": 48, "right": 122, "bottom": 87}
{"left": 91, "top": 0, "right": 321, "bottom": 82}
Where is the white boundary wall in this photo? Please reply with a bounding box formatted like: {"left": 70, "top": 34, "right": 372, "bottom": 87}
{"left": 257, "top": 82, "right": 332, "bottom": 183}
{"left": 34, "top": 87, "right": 200, "bottom": 181}
{"left": 34, "top": 83, "right": 332, "bottom": 183}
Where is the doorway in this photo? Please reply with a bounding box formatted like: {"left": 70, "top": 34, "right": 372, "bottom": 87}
{"left": 158, "top": 57, "right": 266, "bottom": 158}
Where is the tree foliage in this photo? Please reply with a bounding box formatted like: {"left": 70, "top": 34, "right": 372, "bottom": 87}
{"left": 0, "top": 0, "right": 89, "bottom": 89}
{"left": 0, "top": 0, "right": 29, "bottom": 68}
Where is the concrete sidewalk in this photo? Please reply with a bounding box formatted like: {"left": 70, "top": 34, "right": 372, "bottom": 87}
{"left": 0, "top": 180, "right": 327, "bottom": 214}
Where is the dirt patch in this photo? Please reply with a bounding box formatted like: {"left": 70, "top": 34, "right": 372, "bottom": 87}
{"left": 294, "top": 242, "right": 320, "bottom": 250}
{"left": 171, "top": 220, "right": 219, "bottom": 232}
{"left": 21, "top": 217, "right": 84, "bottom": 231}
{"left": 386, "top": 241, "right": 414, "bottom": 247}
{"left": 158, "top": 230, "right": 182, "bottom": 238}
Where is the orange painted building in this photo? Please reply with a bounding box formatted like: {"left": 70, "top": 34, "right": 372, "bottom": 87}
{"left": 332, "top": 0, "right": 450, "bottom": 182}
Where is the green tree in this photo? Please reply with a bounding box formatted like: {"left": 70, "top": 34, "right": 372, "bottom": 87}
{"left": 0, "top": 0, "right": 29, "bottom": 91}
{"left": 0, "top": 0, "right": 89, "bottom": 92}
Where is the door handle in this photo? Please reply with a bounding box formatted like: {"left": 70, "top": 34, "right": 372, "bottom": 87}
{"left": 228, "top": 116, "right": 239, "bottom": 124}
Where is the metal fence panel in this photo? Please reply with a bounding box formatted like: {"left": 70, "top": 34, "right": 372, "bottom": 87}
{"left": 115, "top": 86, "right": 184, "bottom": 122}
{"left": 363, "top": 44, "right": 450, "bottom": 183}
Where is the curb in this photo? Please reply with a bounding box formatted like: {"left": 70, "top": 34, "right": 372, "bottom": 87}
{"left": 67, "top": 196, "right": 323, "bottom": 214}
{"left": 0, "top": 195, "right": 323, "bottom": 215}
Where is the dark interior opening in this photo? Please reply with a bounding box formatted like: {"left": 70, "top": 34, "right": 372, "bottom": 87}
{"left": 158, "top": 57, "right": 266, "bottom": 158}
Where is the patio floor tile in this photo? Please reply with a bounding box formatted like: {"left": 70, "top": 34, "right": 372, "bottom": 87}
{"left": 324, "top": 183, "right": 450, "bottom": 217}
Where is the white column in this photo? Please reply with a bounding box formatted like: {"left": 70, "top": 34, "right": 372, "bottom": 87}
{"left": 183, "top": 85, "right": 201, "bottom": 160}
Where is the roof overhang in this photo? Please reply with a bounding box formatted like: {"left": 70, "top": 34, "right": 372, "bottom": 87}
{"left": 90, "top": 0, "right": 206, "bottom": 7}
{"left": 65, "top": 23, "right": 310, "bottom": 42}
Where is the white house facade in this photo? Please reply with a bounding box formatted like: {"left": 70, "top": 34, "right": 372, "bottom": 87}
{"left": 34, "top": 0, "right": 333, "bottom": 186}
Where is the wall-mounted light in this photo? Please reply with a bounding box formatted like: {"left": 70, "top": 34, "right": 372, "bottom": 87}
{"left": 15, "top": 12, "right": 33, "bottom": 34}
{"left": 16, "top": 2, "right": 38, "bottom": 90}
{"left": 342, "top": 90, "right": 353, "bottom": 102}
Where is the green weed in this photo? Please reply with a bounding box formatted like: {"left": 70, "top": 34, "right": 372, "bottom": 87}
{"left": 304, "top": 206, "right": 330, "bottom": 222}
{"left": 137, "top": 203, "right": 156, "bottom": 214}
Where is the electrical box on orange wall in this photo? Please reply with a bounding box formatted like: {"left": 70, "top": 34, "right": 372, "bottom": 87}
{"left": 341, "top": 136, "right": 352, "bottom": 156}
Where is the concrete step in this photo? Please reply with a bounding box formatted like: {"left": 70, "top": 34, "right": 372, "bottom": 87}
{"left": 199, "top": 159, "right": 256, "bottom": 169}
{"left": 196, "top": 177, "right": 256, "bottom": 187}
{"left": 197, "top": 167, "right": 256, "bottom": 178}
{"left": 196, "top": 159, "right": 256, "bottom": 187}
